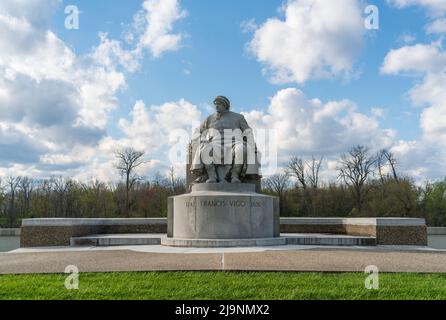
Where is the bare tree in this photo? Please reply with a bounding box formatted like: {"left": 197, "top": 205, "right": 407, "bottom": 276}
{"left": 39, "top": 179, "right": 53, "bottom": 217}
{"left": 167, "top": 167, "right": 186, "bottom": 195}
{"left": 287, "top": 156, "right": 323, "bottom": 189}
{"left": 377, "top": 149, "right": 399, "bottom": 182}
{"left": 0, "top": 178, "right": 5, "bottom": 219}
{"left": 168, "top": 167, "right": 177, "bottom": 192}
{"left": 52, "top": 176, "right": 71, "bottom": 217}
{"left": 338, "top": 145, "right": 376, "bottom": 212}
{"left": 263, "top": 172, "right": 290, "bottom": 214}
{"left": 6, "top": 176, "right": 21, "bottom": 227}
{"left": 115, "top": 147, "right": 146, "bottom": 216}
{"left": 307, "top": 156, "right": 323, "bottom": 189}
{"left": 376, "top": 150, "right": 386, "bottom": 185}
{"left": 19, "top": 177, "right": 34, "bottom": 217}
{"left": 287, "top": 156, "right": 323, "bottom": 216}
{"left": 287, "top": 157, "right": 307, "bottom": 190}
{"left": 383, "top": 150, "right": 398, "bottom": 181}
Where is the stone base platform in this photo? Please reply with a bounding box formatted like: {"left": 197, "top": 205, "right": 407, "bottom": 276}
{"left": 68, "top": 233, "right": 376, "bottom": 248}
{"left": 71, "top": 234, "right": 163, "bottom": 247}
{"left": 284, "top": 233, "right": 376, "bottom": 246}
{"left": 162, "top": 233, "right": 376, "bottom": 247}
{"left": 161, "top": 237, "right": 286, "bottom": 247}
{"left": 20, "top": 217, "right": 427, "bottom": 247}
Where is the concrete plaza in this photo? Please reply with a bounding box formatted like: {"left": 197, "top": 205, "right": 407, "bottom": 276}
{"left": 2, "top": 244, "right": 446, "bottom": 274}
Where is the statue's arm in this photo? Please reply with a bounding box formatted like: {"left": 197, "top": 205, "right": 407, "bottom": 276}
{"left": 200, "top": 116, "right": 209, "bottom": 133}
{"left": 239, "top": 114, "right": 251, "bottom": 132}
{"left": 239, "top": 114, "right": 256, "bottom": 147}
{"left": 191, "top": 117, "right": 209, "bottom": 172}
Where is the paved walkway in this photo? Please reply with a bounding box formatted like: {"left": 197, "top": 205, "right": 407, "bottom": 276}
{"left": 1, "top": 245, "right": 446, "bottom": 274}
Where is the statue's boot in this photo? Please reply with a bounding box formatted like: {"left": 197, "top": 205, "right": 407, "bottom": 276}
{"left": 231, "top": 165, "right": 243, "bottom": 183}
{"left": 205, "top": 165, "right": 217, "bottom": 183}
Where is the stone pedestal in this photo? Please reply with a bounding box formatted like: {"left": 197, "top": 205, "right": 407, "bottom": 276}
{"left": 163, "top": 183, "right": 280, "bottom": 247}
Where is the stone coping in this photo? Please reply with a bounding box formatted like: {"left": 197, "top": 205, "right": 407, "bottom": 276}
{"left": 22, "top": 217, "right": 426, "bottom": 227}
{"left": 0, "top": 228, "right": 21, "bottom": 236}
{"left": 281, "top": 217, "right": 426, "bottom": 226}
{"left": 22, "top": 218, "right": 166, "bottom": 227}
{"left": 281, "top": 218, "right": 344, "bottom": 225}
{"left": 428, "top": 227, "right": 446, "bottom": 235}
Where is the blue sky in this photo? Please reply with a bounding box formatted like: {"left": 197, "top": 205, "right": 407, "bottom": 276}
{"left": 1, "top": 0, "right": 446, "bottom": 182}
{"left": 54, "top": 0, "right": 424, "bottom": 138}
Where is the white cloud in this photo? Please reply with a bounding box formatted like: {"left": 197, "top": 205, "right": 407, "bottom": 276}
{"left": 136, "top": 0, "right": 187, "bottom": 58}
{"left": 371, "top": 107, "right": 386, "bottom": 118}
{"left": 387, "top": 0, "right": 446, "bottom": 16}
{"left": 0, "top": 0, "right": 61, "bottom": 27}
{"left": 413, "top": 72, "right": 446, "bottom": 140}
{"left": 381, "top": 43, "right": 446, "bottom": 74}
{"left": 0, "top": 0, "right": 189, "bottom": 181}
{"left": 0, "top": 122, "right": 46, "bottom": 165}
{"left": 384, "top": 0, "right": 446, "bottom": 180}
{"left": 117, "top": 99, "right": 201, "bottom": 153}
{"left": 398, "top": 33, "right": 417, "bottom": 43}
{"left": 426, "top": 18, "right": 446, "bottom": 33}
{"left": 246, "top": 0, "right": 365, "bottom": 84}
{"left": 69, "top": 99, "right": 201, "bottom": 181}
{"left": 243, "top": 88, "right": 395, "bottom": 165}
{"left": 390, "top": 140, "right": 446, "bottom": 182}
{"left": 381, "top": 43, "right": 446, "bottom": 142}
{"left": 388, "top": 0, "right": 446, "bottom": 40}
{"left": 0, "top": 12, "right": 121, "bottom": 162}
{"left": 0, "top": 14, "right": 75, "bottom": 81}
{"left": 381, "top": 41, "right": 446, "bottom": 180}
{"left": 241, "top": 18, "right": 258, "bottom": 33}
{"left": 0, "top": 0, "right": 190, "bottom": 180}
{"left": 92, "top": 33, "right": 141, "bottom": 73}
{"left": 92, "top": 0, "right": 187, "bottom": 71}
{"left": 240, "top": 87, "right": 446, "bottom": 182}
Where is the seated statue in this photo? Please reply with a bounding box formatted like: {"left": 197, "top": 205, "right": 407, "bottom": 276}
{"left": 190, "top": 96, "right": 261, "bottom": 185}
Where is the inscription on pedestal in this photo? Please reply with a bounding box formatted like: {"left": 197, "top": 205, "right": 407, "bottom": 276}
{"left": 185, "top": 200, "right": 264, "bottom": 208}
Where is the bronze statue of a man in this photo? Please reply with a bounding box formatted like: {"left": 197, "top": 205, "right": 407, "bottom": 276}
{"left": 191, "top": 96, "right": 260, "bottom": 184}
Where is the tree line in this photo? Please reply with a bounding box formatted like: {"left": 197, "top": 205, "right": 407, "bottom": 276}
{"left": 1, "top": 145, "right": 445, "bottom": 227}
{"left": 263, "top": 145, "right": 446, "bottom": 227}
{"left": 0, "top": 148, "right": 186, "bottom": 227}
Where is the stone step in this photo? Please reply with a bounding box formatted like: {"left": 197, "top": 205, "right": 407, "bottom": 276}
{"left": 161, "top": 237, "right": 287, "bottom": 247}
{"left": 284, "top": 233, "right": 376, "bottom": 246}
{"left": 70, "top": 233, "right": 376, "bottom": 247}
{"left": 70, "top": 234, "right": 163, "bottom": 247}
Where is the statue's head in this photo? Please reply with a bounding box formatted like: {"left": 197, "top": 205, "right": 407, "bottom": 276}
{"left": 214, "top": 96, "right": 230, "bottom": 113}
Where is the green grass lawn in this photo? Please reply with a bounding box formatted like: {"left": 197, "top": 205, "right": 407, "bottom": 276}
{"left": 1, "top": 272, "right": 446, "bottom": 300}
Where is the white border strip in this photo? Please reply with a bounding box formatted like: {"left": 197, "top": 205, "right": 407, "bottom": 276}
{"left": 22, "top": 218, "right": 167, "bottom": 227}
{"left": 22, "top": 217, "right": 426, "bottom": 227}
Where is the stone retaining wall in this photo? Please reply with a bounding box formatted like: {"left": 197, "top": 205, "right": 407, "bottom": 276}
{"left": 21, "top": 217, "right": 427, "bottom": 247}
{"left": 281, "top": 218, "right": 427, "bottom": 245}
{"left": 21, "top": 219, "right": 166, "bottom": 247}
